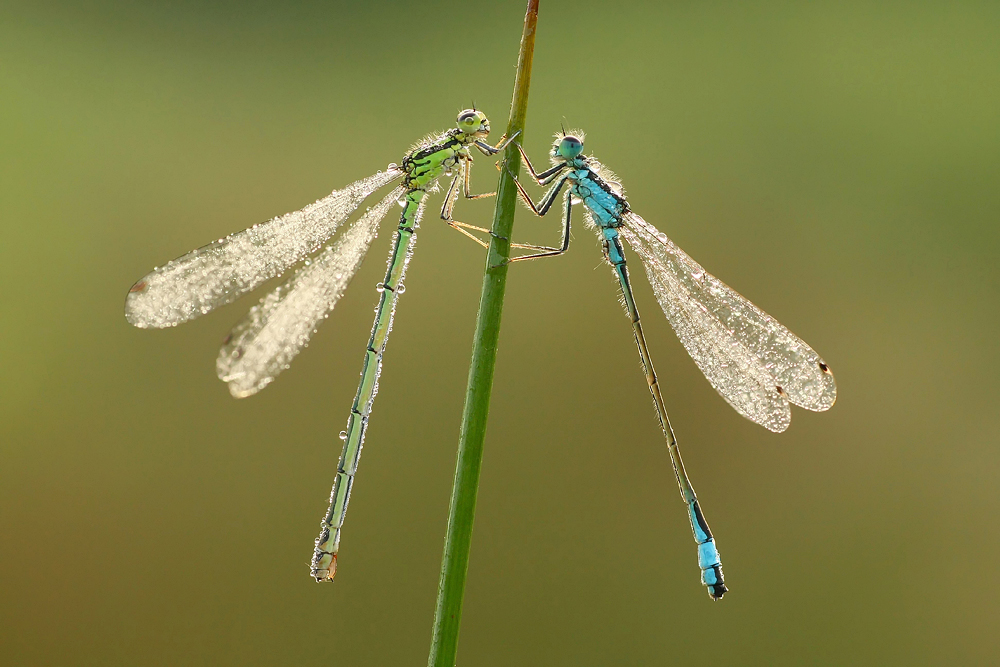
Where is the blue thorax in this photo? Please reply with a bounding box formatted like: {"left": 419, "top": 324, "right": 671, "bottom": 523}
{"left": 564, "top": 160, "right": 628, "bottom": 229}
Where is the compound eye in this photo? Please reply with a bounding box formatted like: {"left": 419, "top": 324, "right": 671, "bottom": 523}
{"left": 457, "top": 109, "right": 483, "bottom": 132}
{"left": 559, "top": 136, "right": 583, "bottom": 158}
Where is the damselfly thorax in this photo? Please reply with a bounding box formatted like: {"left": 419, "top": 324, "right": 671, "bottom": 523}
{"left": 566, "top": 166, "right": 631, "bottom": 266}
{"left": 567, "top": 167, "right": 629, "bottom": 229}
{"left": 401, "top": 130, "right": 477, "bottom": 190}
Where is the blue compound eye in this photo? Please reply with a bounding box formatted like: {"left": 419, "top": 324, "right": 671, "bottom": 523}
{"left": 558, "top": 136, "right": 584, "bottom": 158}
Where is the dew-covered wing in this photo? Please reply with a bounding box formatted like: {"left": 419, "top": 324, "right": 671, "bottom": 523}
{"left": 125, "top": 168, "right": 403, "bottom": 329}
{"left": 216, "top": 185, "right": 404, "bottom": 398}
{"left": 621, "top": 212, "right": 836, "bottom": 432}
{"left": 622, "top": 225, "right": 791, "bottom": 432}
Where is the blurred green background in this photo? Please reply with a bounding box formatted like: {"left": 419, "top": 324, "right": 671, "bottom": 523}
{"left": 3, "top": 0, "right": 998, "bottom": 664}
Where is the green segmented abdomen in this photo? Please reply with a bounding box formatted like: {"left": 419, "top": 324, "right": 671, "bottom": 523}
{"left": 311, "top": 189, "right": 426, "bottom": 581}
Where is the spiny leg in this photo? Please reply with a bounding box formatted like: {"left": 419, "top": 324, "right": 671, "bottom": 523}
{"left": 443, "top": 218, "right": 553, "bottom": 252}
{"left": 439, "top": 167, "right": 494, "bottom": 250}
{"left": 475, "top": 168, "right": 573, "bottom": 265}
{"left": 490, "top": 143, "right": 563, "bottom": 186}
{"left": 509, "top": 167, "right": 570, "bottom": 217}
{"left": 508, "top": 185, "right": 572, "bottom": 263}
{"left": 459, "top": 158, "right": 561, "bottom": 251}
{"left": 441, "top": 159, "right": 566, "bottom": 253}
{"left": 463, "top": 155, "right": 497, "bottom": 200}
{"left": 474, "top": 129, "right": 520, "bottom": 156}
{"left": 516, "top": 144, "right": 567, "bottom": 184}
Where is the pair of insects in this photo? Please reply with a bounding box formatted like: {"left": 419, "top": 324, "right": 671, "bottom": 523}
{"left": 126, "top": 109, "right": 836, "bottom": 600}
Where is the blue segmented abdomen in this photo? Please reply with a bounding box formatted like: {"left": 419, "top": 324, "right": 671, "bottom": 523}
{"left": 688, "top": 498, "right": 727, "bottom": 600}
{"left": 579, "top": 168, "right": 728, "bottom": 600}
{"left": 602, "top": 227, "right": 627, "bottom": 266}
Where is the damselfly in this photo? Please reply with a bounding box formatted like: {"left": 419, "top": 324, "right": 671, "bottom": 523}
{"left": 125, "top": 110, "right": 523, "bottom": 582}
{"left": 508, "top": 131, "right": 838, "bottom": 599}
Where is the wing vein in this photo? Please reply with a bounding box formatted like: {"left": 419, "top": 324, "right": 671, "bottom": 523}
{"left": 621, "top": 211, "right": 836, "bottom": 431}
{"left": 216, "top": 185, "right": 405, "bottom": 397}
{"left": 125, "top": 168, "right": 403, "bottom": 328}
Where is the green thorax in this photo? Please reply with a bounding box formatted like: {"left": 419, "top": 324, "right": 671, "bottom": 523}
{"left": 400, "top": 129, "right": 473, "bottom": 190}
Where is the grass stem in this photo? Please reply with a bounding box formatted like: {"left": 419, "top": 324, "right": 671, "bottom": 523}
{"left": 426, "top": 1, "right": 538, "bottom": 664}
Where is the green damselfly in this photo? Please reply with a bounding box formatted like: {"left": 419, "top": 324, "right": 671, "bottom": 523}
{"left": 125, "top": 110, "right": 530, "bottom": 581}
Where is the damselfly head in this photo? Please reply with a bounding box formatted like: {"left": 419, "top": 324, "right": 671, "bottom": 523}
{"left": 457, "top": 109, "right": 489, "bottom": 137}
{"left": 553, "top": 133, "right": 584, "bottom": 160}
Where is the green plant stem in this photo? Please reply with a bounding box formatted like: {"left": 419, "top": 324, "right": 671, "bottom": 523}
{"left": 426, "top": 1, "right": 538, "bottom": 665}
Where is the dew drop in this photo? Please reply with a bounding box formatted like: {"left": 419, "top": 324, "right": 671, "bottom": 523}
{"left": 339, "top": 431, "right": 348, "bottom": 441}
{"left": 397, "top": 284, "right": 406, "bottom": 294}
{"left": 375, "top": 282, "right": 385, "bottom": 292}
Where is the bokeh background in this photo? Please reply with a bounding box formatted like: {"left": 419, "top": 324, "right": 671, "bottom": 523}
{"left": 3, "top": 1, "right": 998, "bottom": 664}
